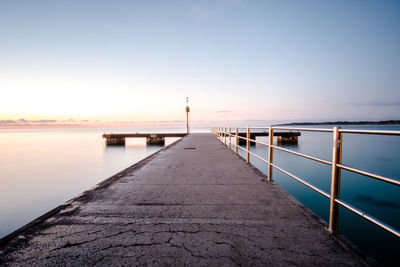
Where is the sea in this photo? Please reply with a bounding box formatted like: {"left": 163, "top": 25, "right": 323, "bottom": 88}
{"left": 0, "top": 125, "right": 399, "bottom": 265}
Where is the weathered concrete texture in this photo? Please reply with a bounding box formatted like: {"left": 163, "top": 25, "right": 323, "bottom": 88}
{"left": 0, "top": 134, "right": 363, "bottom": 266}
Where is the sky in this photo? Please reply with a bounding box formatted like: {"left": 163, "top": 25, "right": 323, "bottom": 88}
{"left": 1, "top": 0, "right": 400, "bottom": 127}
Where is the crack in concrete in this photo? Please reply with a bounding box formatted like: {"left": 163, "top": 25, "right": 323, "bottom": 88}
{"left": 49, "top": 229, "right": 142, "bottom": 252}
{"left": 48, "top": 228, "right": 103, "bottom": 240}
{"left": 94, "top": 241, "right": 166, "bottom": 253}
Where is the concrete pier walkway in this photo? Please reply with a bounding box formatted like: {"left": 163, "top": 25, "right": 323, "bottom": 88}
{"left": 0, "top": 134, "right": 363, "bottom": 266}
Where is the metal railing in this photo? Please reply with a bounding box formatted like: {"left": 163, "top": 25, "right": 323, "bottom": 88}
{"left": 211, "top": 126, "right": 400, "bottom": 238}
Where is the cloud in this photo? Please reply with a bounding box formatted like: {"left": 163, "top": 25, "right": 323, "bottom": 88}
{"left": 32, "top": 119, "right": 58, "bottom": 123}
{"left": 216, "top": 110, "right": 233, "bottom": 113}
{"left": 158, "top": 120, "right": 186, "bottom": 123}
{"left": 0, "top": 120, "right": 17, "bottom": 124}
{"left": 351, "top": 101, "right": 400, "bottom": 107}
{"left": 0, "top": 118, "right": 32, "bottom": 124}
{"left": 117, "top": 121, "right": 139, "bottom": 124}
{"left": 0, "top": 118, "right": 84, "bottom": 127}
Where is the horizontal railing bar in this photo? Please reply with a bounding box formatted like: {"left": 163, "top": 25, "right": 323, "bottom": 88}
{"left": 271, "top": 163, "right": 330, "bottom": 198}
{"left": 335, "top": 199, "right": 400, "bottom": 238}
{"left": 218, "top": 127, "right": 400, "bottom": 136}
{"left": 252, "top": 140, "right": 269, "bottom": 146}
{"left": 237, "top": 145, "right": 247, "bottom": 152}
{"left": 337, "top": 164, "right": 400, "bottom": 186}
{"left": 239, "top": 138, "right": 269, "bottom": 146}
{"left": 231, "top": 136, "right": 269, "bottom": 147}
{"left": 338, "top": 129, "right": 400, "bottom": 136}
{"left": 248, "top": 150, "right": 269, "bottom": 164}
{"left": 237, "top": 136, "right": 262, "bottom": 144}
{"left": 272, "top": 127, "right": 333, "bottom": 132}
{"left": 271, "top": 145, "right": 332, "bottom": 165}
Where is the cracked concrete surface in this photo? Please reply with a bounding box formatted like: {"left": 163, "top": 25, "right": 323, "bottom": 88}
{"left": 0, "top": 133, "right": 364, "bottom": 266}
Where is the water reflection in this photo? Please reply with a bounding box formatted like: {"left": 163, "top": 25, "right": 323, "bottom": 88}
{"left": 354, "top": 194, "right": 400, "bottom": 209}
{"left": 374, "top": 156, "right": 393, "bottom": 162}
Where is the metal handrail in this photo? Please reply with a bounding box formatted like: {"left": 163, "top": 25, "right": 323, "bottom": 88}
{"left": 271, "top": 163, "right": 331, "bottom": 198}
{"left": 237, "top": 135, "right": 269, "bottom": 147}
{"left": 237, "top": 144, "right": 247, "bottom": 152}
{"left": 211, "top": 125, "right": 400, "bottom": 239}
{"left": 335, "top": 199, "right": 400, "bottom": 238}
{"left": 253, "top": 140, "right": 269, "bottom": 147}
{"left": 271, "top": 145, "right": 332, "bottom": 165}
{"left": 248, "top": 150, "right": 269, "bottom": 164}
{"left": 339, "top": 129, "right": 400, "bottom": 135}
{"left": 273, "top": 126, "right": 333, "bottom": 132}
{"left": 337, "top": 163, "right": 400, "bottom": 186}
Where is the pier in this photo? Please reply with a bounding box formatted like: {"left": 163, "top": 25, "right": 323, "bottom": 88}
{"left": 236, "top": 131, "right": 300, "bottom": 145}
{"left": 103, "top": 133, "right": 187, "bottom": 146}
{"left": 0, "top": 134, "right": 364, "bottom": 266}
{"left": 215, "top": 128, "right": 301, "bottom": 145}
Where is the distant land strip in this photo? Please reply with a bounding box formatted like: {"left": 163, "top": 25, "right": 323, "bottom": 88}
{"left": 276, "top": 120, "right": 400, "bottom": 126}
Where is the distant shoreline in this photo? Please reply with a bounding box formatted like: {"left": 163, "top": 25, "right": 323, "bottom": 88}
{"left": 276, "top": 120, "right": 400, "bottom": 126}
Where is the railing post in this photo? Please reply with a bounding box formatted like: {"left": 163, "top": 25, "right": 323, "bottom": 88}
{"left": 235, "top": 127, "right": 239, "bottom": 154}
{"left": 268, "top": 126, "right": 274, "bottom": 181}
{"left": 246, "top": 127, "right": 250, "bottom": 163}
{"left": 224, "top": 127, "right": 227, "bottom": 146}
{"left": 229, "top": 127, "right": 231, "bottom": 150}
{"left": 328, "top": 126, "right": 343, "bottom": 234}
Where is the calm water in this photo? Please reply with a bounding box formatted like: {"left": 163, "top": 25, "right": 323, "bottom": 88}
{"left": 0, "top": 126, "right": 399, "bottom": 265}
{"left": 234, "top": 125, "right": 400, "bottom": 266}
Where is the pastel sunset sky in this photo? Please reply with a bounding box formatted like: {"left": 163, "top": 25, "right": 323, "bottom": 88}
{"left": 1, "top": 0, "right": 399, "bottom": 127}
